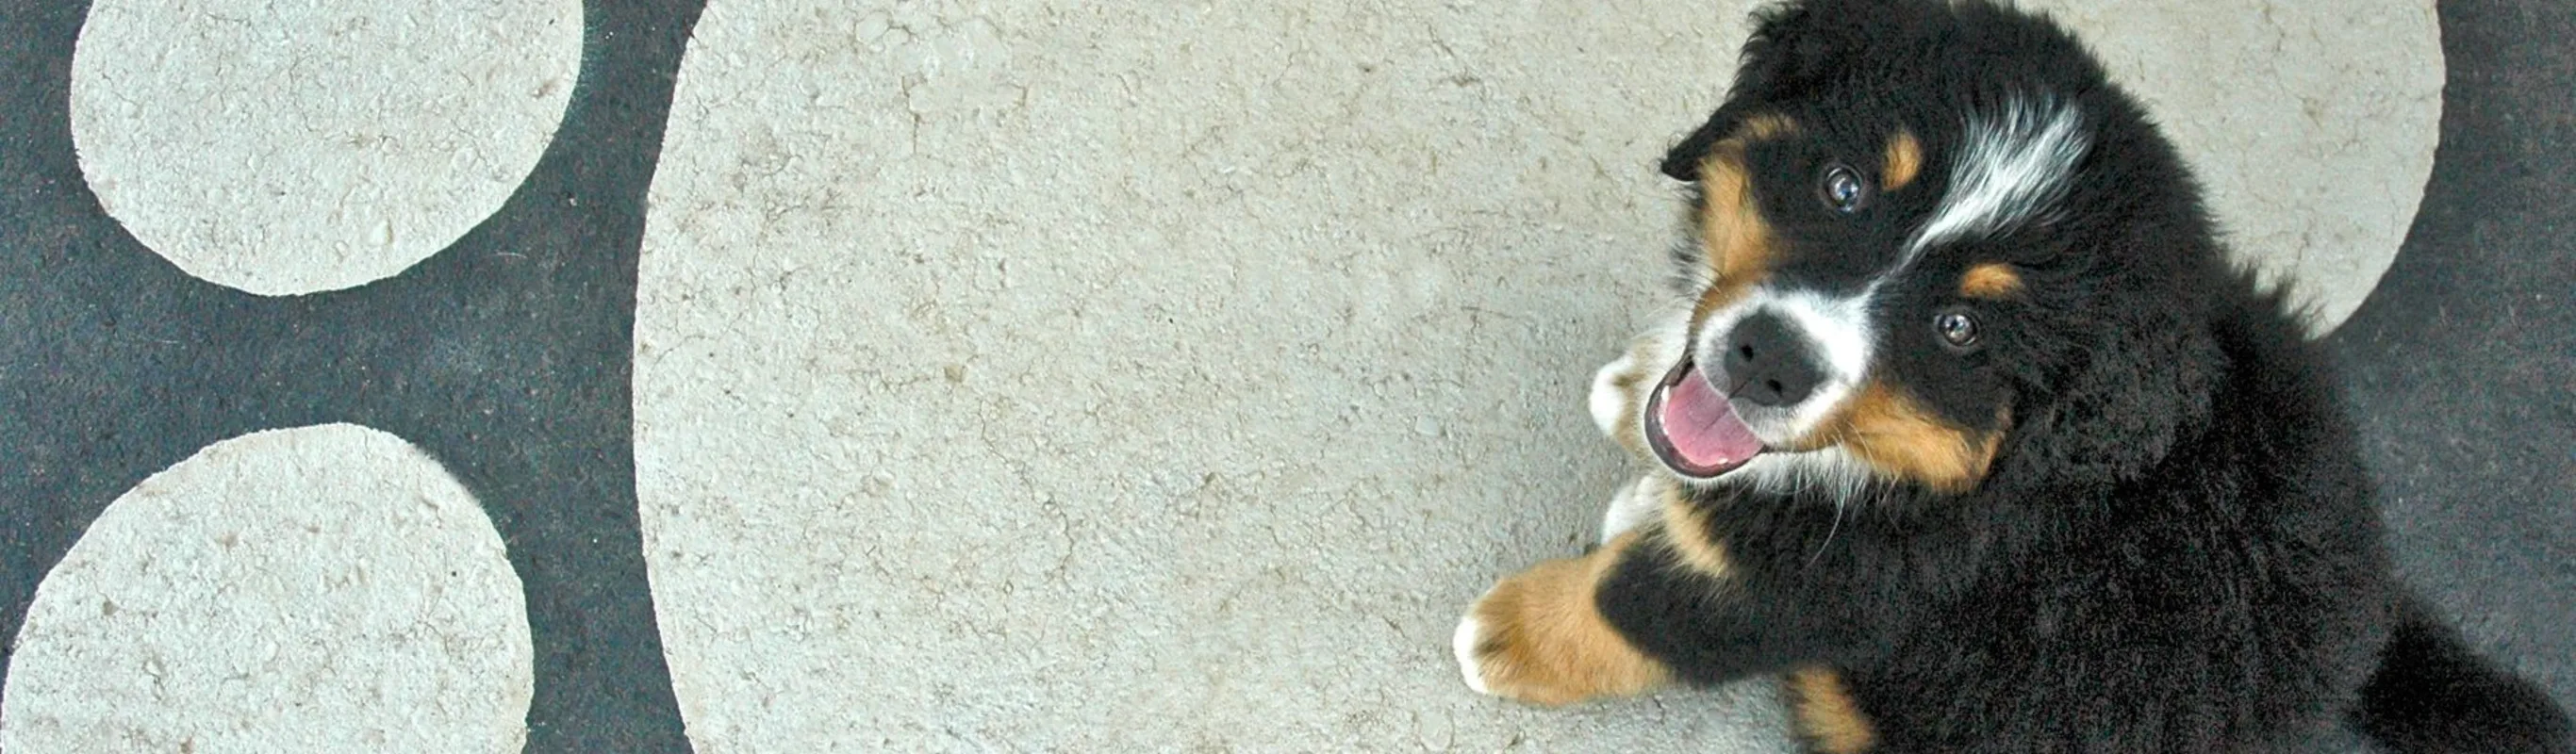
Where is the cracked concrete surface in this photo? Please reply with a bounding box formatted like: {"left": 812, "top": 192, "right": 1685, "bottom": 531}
{"left": 66, "top": 0, "right": 581, "bottom": 295}
{"left": 635, "top": 0, "right": 2437, "bottom": 750}
{"left": 4, "top": 426, "right": 531, "bottom": 753}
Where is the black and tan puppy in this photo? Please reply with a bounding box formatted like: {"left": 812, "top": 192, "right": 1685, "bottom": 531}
{"left": 1450, "top": 1, "right": 2573, "bottom": 751}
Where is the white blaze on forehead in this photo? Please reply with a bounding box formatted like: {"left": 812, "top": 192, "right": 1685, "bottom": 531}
{"left": 1907, "top": 97, "right": 2090, "bottom": 260}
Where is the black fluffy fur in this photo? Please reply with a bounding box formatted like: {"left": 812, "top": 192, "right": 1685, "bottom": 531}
{"left": 1597, "top": 1, "right": 2574, "bottom": 750}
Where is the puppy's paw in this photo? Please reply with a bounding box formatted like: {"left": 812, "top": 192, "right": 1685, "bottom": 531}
{"left": 1597, "top": 475, "right": 1671, "bottom": 545}
{"left": 1452, "top": 608, "right": 1494, "bottom": 696}
{"left": 1454, "top": 584, "right": 1577, "bottom": 703}
{"left": 1590, "top": 309, "right": 1692, "bottom": 456}
{"left": 1587, "top": 349, "right": 1654, "bottom": 442}
{"left": 1452, "top": 545, "right": 1668, "bottom": 706}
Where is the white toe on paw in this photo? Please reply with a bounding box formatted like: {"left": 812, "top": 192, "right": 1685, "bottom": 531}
{"left": 1598, "top": 476, "right": 1665, "bottom": 545}
{"left": 1589, "top": 352, "right": 1642, "bottom": 439}
{"left": 1592, "top": 309, "right": 1693, "bottom": 442}
{"left": 1453, "top": 611, "right": 1493, "bottom": 696}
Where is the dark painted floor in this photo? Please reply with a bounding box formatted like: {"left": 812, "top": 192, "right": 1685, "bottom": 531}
{"left": 2327, "top": 0, "right": 2576, "bottom": 716}
{"left": 1, "top": 0, "right": 706, "bottom": 749}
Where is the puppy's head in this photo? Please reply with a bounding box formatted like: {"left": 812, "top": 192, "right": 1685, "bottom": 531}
{"left": 1644, "top": 0, "right": 2223, "bottom": 499}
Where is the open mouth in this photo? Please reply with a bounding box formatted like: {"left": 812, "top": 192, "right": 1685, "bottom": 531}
{"left": 1643, "top": 357, "right": 1769, "bottom": 480}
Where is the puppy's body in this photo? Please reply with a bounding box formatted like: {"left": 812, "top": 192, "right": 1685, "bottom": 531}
{"left": 1602, "top": 282, "right": 2390, "bottom": 751}
{"left": 1452, "top": 2, "right": 2572, "bottom": 751}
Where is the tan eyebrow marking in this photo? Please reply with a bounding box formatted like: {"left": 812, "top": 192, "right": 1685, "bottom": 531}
{"left": 1959, "top": 262, "right": 2024, "bottom": 299}
{"left": 1883, "top": 129, "right": 1924, "bottom": 190}
{"left": 1738, "top": 113, "right": 1800, "bottom": 141}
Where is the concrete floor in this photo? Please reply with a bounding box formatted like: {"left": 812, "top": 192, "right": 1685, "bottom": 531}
{"left": 11, "top": 0, "right": 2551, "bottom": 751}
{"left": 637, "top": 2, "right": 2434, "bottom": 750}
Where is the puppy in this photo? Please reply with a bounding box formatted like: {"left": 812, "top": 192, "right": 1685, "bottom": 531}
{"left": 1451, "top": 1, "right": 2574, "bottom": 751}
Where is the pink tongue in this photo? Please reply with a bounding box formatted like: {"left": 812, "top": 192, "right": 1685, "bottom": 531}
{"left": 1660, "top": 364, "right": 1764, "bottom": 469}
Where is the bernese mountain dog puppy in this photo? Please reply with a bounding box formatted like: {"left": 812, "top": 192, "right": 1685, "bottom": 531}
{"left": 1449, "top": 1, "right": 2573, "bottom": 751}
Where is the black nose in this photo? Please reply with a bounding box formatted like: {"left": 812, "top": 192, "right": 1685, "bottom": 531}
{"left": 1722, "top": 311, "right": 1826, "bottom": 408}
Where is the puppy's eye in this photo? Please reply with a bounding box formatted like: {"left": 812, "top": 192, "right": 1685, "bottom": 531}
{"left": 1819, "top": 163, "right": 1868, "bottom": 213}
{"left": 1934, "top": 310, "right": 1980, "bottom": 350}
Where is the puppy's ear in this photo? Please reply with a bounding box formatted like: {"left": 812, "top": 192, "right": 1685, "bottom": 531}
{"left": 1657, "top": 100, "right": 1770, "bottom": 182}
{"left": 1660, "top": 2, "right": 1825, "bottom": 181}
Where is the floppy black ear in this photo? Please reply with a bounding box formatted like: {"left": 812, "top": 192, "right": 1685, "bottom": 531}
{"left": 1657, "top": 100, "right": 1768, "bottom": 182}
{"left": 1660, "top": 2, "right": 1822, "bottom": 181}
{"left": 1662, "top": 0, "right": 1941, "bottom": 181}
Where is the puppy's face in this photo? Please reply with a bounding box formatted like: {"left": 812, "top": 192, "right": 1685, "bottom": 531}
{"left": 1649, "top": 109, "right": 2049, "bottom": 495}
{"left": 1642, "top": 0, "right": 2192, "bottom": 497}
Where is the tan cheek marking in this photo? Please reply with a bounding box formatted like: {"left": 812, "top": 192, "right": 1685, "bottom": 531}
{"left": 1468, "top": 533, "right": 1672, "bottom": 706}
{"left": 1688, "top": 116, "right": 1797, "bottom": 325}
{"left": 1657, "top": 485, "right": 1733, "bottom": 579}
{"left": 1882, "top": 129, "right": 1923, "bottom": 191}
{"left": 1960, "top": 262, "right": 2024, "bottom": 299}
{"left": 1788, "top": 668, "right": 1880, "bottom": 754}
{"left": 1691, "top": 144, "right": 1777, "bottom": 324}
{"left": 1818, "top": 382, "right": 2003, "bottom": 493}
